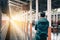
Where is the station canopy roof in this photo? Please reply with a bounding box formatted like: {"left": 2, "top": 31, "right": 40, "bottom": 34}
{"left": 19, "top": 0, "right": 60, "bottom": 12}
{"left": 1, "top": 0, "right": 60, "bottom": 13}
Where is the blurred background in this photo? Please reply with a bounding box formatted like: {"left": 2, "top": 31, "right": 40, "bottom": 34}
{"left": 0, "top": 0, "right": 60, "bottom": 40}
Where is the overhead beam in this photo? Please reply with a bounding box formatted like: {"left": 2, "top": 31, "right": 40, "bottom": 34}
{"left": 9, "top": 1, "right": 23, "bottom": 7}
{"left": 10, "top": 0, "right": 28, "bottom": 5}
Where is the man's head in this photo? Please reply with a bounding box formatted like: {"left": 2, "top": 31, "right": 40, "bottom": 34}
{"left": 40, "top": 12, "right": 45, "bottom": 17}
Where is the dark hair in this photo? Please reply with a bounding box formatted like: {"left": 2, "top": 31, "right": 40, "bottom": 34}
{"left": 40, "top": 12, "right": 45, "bottom": 17}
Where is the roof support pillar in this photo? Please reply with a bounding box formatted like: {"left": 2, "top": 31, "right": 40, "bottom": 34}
{"left": 47, "top": 0, "right": 51, "bottom": 40}
{"left": 30, "top": 0, "right": 32, "bottom": 40}
{"left": 36, "top": 0, "right": 38, "bottom": 21}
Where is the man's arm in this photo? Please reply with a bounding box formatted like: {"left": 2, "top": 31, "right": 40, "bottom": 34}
{"left": 35, "top": 24, "right": 37, "bottom": 30}
{"left": 35, "top": 21, "right": 38, "bottom": 30}
{"left": 47, "top": 21, "right": 49, "bottom": 27}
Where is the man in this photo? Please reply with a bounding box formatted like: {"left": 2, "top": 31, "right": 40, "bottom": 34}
{"left": 35, "top": 12, "right": 49, "bottom": 40}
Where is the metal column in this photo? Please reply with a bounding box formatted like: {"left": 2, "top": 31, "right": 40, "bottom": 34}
{"left": 0, "top": 0, "right": 2, "bottom": 40}
{"left": 36, "top": 0, "right": 38, "bottom": 21}
{"left": 5, "top": 0, "right": 10, "bottom": 40}
{"left": 47, "top": 0, "right": 51, "bottom": 40}
{"left": 30, "top": 0, "right": 32, "bottom": 40}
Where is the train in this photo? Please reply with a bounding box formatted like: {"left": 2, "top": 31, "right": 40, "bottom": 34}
{"left": 51, "top": 12, "right": 60, "bottom": 33}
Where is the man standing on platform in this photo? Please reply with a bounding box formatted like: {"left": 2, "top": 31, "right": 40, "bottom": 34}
{"left": 35, "top": 12, "right": 49, "bottom": 40}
